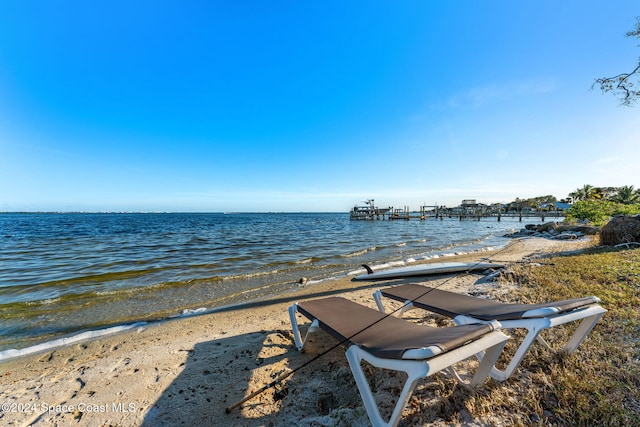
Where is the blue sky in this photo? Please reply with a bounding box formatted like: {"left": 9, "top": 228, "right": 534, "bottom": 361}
{"left": 1, "top": 1, "right": 638, "bottom": 212}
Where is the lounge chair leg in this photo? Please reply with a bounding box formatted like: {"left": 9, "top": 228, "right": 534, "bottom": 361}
{"left": 535, "top": 336, "right": 553, "bottom": 350}
{"left": 474, "top": 312, "right": 605, "bottom": 381}
{"left": 346, "top": 346, "right": 428, "bottom": 427}
{"left": 489, "top": 307, "right": 607, "bottom": 379}
{"left": 345, "top": 332, "right": 508, "bottom": 426}
{"left": 471, "top": 337, "right": 508, "bottom": 386}
{"left": 562, "top": 311, "right": 606, "bottom": 354}
{"left": 373, "top": 290, "right": 386, "bottom": 312}
{"left": 518, "top": 313, "right": 602, "bottom": 356}
{"left": 289, "top": 304, "right": 319, "bottom": 351}
{"left": 442, "top": 336, "right": 508, "bottom": 388}
{"left": 455, "top": 315, "right": 545, "bottom": 381}
{"left": 373, "top": 290, "right": 415, "bottom": 316}
{"left": 491, "top": 328, "right": 541, "bottom": 381}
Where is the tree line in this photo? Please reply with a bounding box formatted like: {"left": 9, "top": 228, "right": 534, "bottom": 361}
{"left": 503, "top": 185, "right": 640, "bottom": 226}
{"left": 566, "top": 184, "right": 640, "bottom": 225}
{"left": 568, "top": 184, "right": 640, "bottom": 204}
{"left": 505, "top": 185, "right": 639, "bottom": 210}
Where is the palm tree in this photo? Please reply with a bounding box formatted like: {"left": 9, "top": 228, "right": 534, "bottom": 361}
{"left": 569, "top": 189, "right": 581, "bottom": 203}
{"left": 570, "top": 184, "right": 600, "bottom": 202}
{"left": 612, "top": 185, "right": 640, "bottom": 204}
{"left": 588, "top": 185, "right": 604, "bottom": 200}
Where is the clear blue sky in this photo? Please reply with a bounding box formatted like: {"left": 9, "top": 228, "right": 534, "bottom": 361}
{"left": 1, "top": 1, "right": 638, "bottom": 212}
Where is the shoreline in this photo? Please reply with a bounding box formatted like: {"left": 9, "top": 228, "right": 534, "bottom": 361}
{"left": 0, "top": 236, "right": 594, "bottom": 426}
{"left": 0, "top": 211, "right": 529, "bottom": 356}
{"left": 0, "top": 238, "right": 512, "bottom": 358}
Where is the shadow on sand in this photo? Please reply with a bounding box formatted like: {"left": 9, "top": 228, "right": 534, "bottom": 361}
{"left": 139, "top": 283, "right": 388, "bottom": 426}
{"left": 141, "top": 329, "right": 294, "bottom": 426}
{"left": 140, "top": 275, "right": 481, "bottom": 426}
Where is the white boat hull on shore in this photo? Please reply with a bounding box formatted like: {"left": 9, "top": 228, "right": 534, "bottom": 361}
{"left": 353, "top": 261, "right": 504, "bottom": 281}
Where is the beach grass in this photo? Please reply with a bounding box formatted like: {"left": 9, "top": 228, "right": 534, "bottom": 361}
{"left": 469, "top": 245, "right": 640, "bottom": 425}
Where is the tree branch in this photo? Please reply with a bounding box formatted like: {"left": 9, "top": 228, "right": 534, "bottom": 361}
{"left": 594, "top": 17, "right": 640, "bottom": 106}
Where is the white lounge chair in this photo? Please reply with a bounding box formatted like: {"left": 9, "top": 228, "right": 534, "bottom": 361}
{"left": 373, "top": 284, "right": 606, "bottom": 381}
{"left": 289, "top": 296, "right": 509, "bottom": 427}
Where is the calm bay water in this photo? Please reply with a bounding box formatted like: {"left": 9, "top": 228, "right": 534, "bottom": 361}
{"left": 0, "top": 212, "right": 534, "bottom": 354}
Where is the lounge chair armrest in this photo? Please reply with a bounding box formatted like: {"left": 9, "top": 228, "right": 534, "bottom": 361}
{"left": 402, "top": 345, "right": 443, "bottom": 360}
{"left": 453, "top": 316, "right": 502, "bottom": 331}
{"left": 522, "top": 307, "right": 560, "bottom": 318}
{"left": 522, "top": 296, "right": 601, "bottom": 318}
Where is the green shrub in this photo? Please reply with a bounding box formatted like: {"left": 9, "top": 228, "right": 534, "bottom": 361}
{"left": 566, "top": 200, "right": 640, "bottom": 226}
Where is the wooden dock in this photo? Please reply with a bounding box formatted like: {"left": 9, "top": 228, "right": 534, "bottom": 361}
{"left": 350, "top": 199, "right": 565, "bottom": 222}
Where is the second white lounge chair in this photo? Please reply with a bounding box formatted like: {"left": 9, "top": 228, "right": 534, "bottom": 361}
{"left": 373, "top": 284, "right": 606, "bottom": 381}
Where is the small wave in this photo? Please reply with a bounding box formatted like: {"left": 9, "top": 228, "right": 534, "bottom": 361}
{"left": 289, "top": 256, "right": 322, "bottom": 265}
{"left": 388, "top": 260, "right": 406, "bottom": 268}
{"left": 223, "top": 269, "right": 278, "bottom": 281}
{"left": 356, "top": 260, "right": 406, "bottom": 274}
{"left": 179, "top": 307, "right": 209, "bottom": 317}
{"left": 95, "top": 288, "right": 136, "bottom": 296}
{"left": 415, "top": 242, "right": 508, "bottom": 262}
{"left": 306, "top": 274, "right": 343, "bottom": 286}
{"left": 27, "top": 297, "right": 61, "bottom": 306}
{"left": 340, "top": 248, "right": 371, "bottom": 258}
{"left": 0, "top": 322, "right": 147, "bottom": 362}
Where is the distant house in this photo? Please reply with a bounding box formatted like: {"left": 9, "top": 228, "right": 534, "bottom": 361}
{"left": 553, "top": 202, "right": 572, "bottom": 211}
{"left": 539, "top": 202, "right": 572, "bottom": 211}
{"left": 490, "top": 203, "right": 504, "bottom": 213}
{"left": 460, "top": 199, "right": 491, "bottom": 215}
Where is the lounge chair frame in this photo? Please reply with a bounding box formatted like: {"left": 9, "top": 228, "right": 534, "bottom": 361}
{"left": 289, "top": 297, "right": 509, "bottom": 427}
{"left": 373, "top": 285, "right": 606, "bottom": 381}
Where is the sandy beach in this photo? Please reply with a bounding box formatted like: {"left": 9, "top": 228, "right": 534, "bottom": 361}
{"left": 0, "top": 236, "right": 595, "bottom": 426}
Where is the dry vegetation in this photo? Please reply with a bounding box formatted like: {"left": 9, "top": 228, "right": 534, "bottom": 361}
{"left": 493, "top": 245, "right": 640, "bottom": 425}
{"left": 397, "top": 244, "right": 640, "bottom": 426}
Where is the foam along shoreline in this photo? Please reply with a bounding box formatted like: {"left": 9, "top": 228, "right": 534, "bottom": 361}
{"left": 0, "top": 237, "right": 595, "bottom": 427}
{"left": 0, "top": 323, "right": 148, "bottom": 362}
{"left": 0, "top": 301, "right": 258, "bottom": 363}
